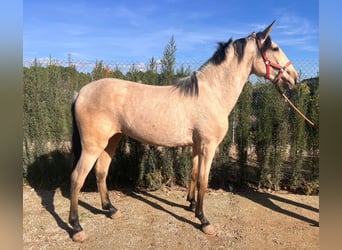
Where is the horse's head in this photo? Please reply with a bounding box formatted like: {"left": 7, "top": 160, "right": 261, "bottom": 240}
{"left": 250, "top": 21, "right": 299, "bottom": 89}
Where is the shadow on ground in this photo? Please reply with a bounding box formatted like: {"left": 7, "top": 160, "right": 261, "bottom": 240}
{"left": 25, "top": 150, "right": 100, "bottom": 238}
{"left": 128, "top": 191, "right": 200, "bottom": 231}
{"left": 24, "top": 150, "right": 318, "bottom": 241}
{"left": 232, "top": 186, "right": 319, "bottom": 227}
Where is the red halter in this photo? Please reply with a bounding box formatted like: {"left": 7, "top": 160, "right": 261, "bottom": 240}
{"left": 254, "top": 34, "right": 292, "bottom": 84}
{"left": 261, "top": 53, "right": 292, "bottom": 84}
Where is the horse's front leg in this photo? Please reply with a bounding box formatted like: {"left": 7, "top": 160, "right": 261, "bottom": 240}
{"left": 187, "top": 145, "right": 198, "bottom": 211}
{"left": 195, "top": 143, "right": 217, "bottom": 235}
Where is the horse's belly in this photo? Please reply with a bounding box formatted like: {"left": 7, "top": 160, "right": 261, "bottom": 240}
{"left": 122, "top": 121, "right": 193, "bottom": 147}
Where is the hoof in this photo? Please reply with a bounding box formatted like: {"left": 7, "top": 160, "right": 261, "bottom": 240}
{"left": 189, "top": 203, "right": 196, "bottom": 212}
{"left": 72, "top": 231, "right": 87, "bottom": 242}
{"left": 202, "top": 224, "right": 216, "bottom": 235}
{"left": 110, "top": 210, "right": 122, "bottom": 219}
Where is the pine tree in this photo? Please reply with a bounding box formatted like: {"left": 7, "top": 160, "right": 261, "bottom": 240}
{"left": 92, "top": 60, "right": 106, "bottom": 80}
{"left": 269, "top": 86, "right": 288, "bottom": 191}
{"left": 254, "top": 83, "right": 273, "bottom": 187}
{"left": 143, "top": 57, "right": 158, "bottom": 85}
{"left": 235, "top": 82, "right": 253, "bottom": 184}
{"left": 289, "top": 83, "right": 310, "bottom": 191}
{"left": 160, "top": 35, "right": 176, "bottom": 85}
{"left": 306, "top": 78, "right": 319, "bottom": 180}
{"left": 254, "top": 83, "right": 288, "bottom": 190}
{"left": 176, "top": 63, "right": 192, "bottom": 77}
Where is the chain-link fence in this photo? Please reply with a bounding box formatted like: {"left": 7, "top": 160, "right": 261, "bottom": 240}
{"left": 23, "top": 58, "right": 318, "bottom": 82}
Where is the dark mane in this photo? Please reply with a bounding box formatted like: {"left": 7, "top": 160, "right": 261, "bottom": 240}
{"left": 173, "top": 71, "right": 199, "bottom": 96}
{"left": 174, "top": 36, "right": 249, "bottom": 96}
{"left": 200, "top": 37, "right": 247, "bottom": 69}
{"left": 209, "top": 39, "right": 233, "bottom": 65}
{"left": 233, "top": 38, "right": 247, "bottom": 62}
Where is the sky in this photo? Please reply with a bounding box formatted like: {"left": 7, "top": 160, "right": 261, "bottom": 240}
{"left": 23, "top": 0, "right": 318, "bottom": 66}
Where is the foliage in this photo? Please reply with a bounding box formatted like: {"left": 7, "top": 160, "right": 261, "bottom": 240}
{"left": 305, "top": 78, "right": 319, "bottom": 180}
{"left": 288, "top": 84, "right": 308, "bottom": 190}
{"left": 235, "top": 82, "right": 253, "bottom": 184}
{"left": 160, "top": 35, "right": 176, "bottom": 85}
{"left": 23, "top": 60, "right": 91, "bottom": 179}
{"left": 254, "top": 83, "right": 289, "bottom": 190}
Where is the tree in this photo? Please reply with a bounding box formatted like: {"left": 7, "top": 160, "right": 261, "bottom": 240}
{"left": 235, "top": 82, "right": 253, "bottom": 184}
{"left": 23, "top": 62, "right": 91, "bottom": 183}
{"left": 111, "top": 65, "right": 125, "bottom": 79}
{"left": 269, "top": 86, "right": 288, "bottom": 191}
{"left": 92, "top": 60, "right": 106, "bottom": 80}
{"left": 254, "top": 83, "right": 273, "bottom": 186}
{"left": 254, "top": 83, "right": 288, "bottom": 190}
{"left": 176, "top": 63, "right": 192, "bottom": 78}
{"left": 289, "top": 83, "right": 310, "bottom": 191}
{"left": 159, "top": 35, "right": 176, "bottom": 85}
{"left": 305, "top": 78, "right": 319, "bottom": 180}
{"left": 143, "top": 57, "right": 159, "bottom": 85}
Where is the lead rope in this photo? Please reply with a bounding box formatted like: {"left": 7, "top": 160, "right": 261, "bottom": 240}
{"left": 274, "top": 85, "right": 318, "bottom": 129}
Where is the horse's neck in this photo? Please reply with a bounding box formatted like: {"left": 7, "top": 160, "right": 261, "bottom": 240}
{"left": 199, "top": 53, "right": 252, "bottom": 115}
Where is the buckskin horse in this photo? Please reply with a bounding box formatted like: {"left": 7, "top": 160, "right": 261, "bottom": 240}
{"left": 69, "top": 21, "right": 298, "bottom": 242}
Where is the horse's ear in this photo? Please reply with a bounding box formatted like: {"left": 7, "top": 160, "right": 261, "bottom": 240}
{"left": 258, "top": 20, "right": 275, "bottom": 44}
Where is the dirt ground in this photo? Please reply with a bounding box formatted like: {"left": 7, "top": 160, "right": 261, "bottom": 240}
{"left": 23, "top": 184, "right": 319, "bottom": 249}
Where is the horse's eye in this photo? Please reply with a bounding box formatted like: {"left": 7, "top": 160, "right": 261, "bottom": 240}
{"left": 272, "top": 47, "right": 279, "bottom": 52}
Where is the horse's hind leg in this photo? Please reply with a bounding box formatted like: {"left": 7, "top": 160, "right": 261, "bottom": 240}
{"left": 95, "top": 134, "right": 123, "bottom": 219}
{"left": 69, "top": 150, "right": 101, "bottom": 242}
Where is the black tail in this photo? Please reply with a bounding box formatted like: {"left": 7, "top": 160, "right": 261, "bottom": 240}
{"left": 71, "top": 96, "right": 81, "bottom": 168}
